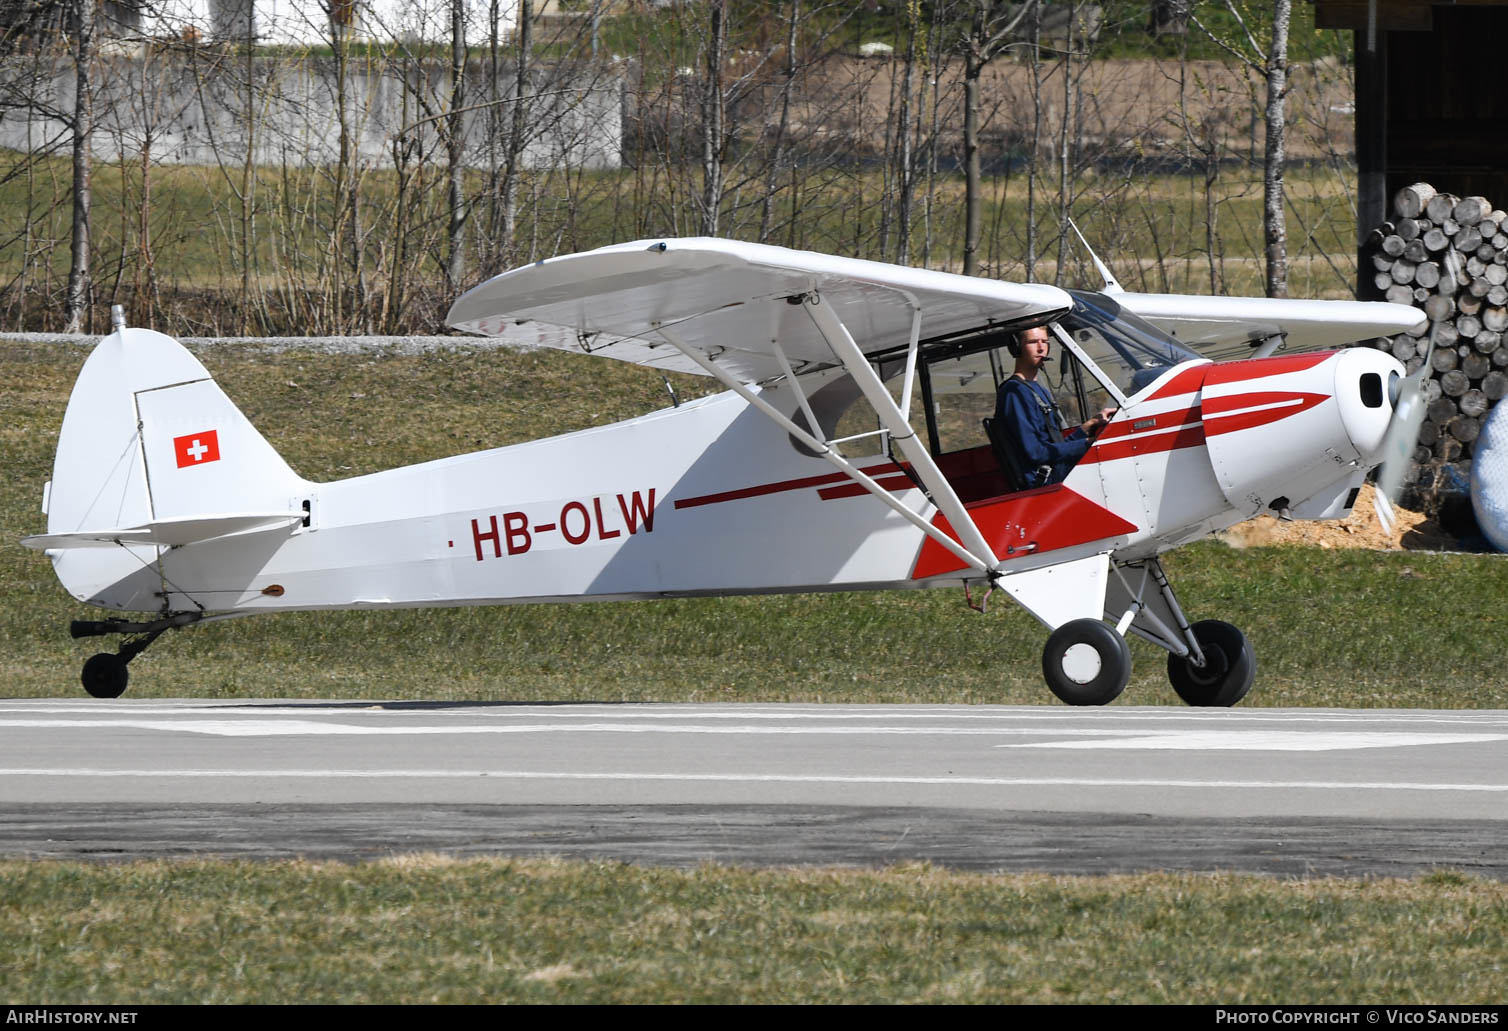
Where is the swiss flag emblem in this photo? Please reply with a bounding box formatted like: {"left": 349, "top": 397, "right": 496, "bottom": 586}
{"left": 173, "top": 430, "right": 221, "bottom": 468}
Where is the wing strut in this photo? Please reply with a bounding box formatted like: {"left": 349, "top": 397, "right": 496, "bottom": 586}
{"left": 653, "top": 322, "right": 996, "bottom": 576}
{"left": 800, "top": 293, "right": 1001, "bottom": 570}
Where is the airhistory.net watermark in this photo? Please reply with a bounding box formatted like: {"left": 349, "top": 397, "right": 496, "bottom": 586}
{"left": 5, "top": 1011, "right": 137, "bottom": 1025}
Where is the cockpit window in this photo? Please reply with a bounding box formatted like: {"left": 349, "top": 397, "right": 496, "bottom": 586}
{"left": 1062, "top": 291, "right": 1202, "bottom": 398}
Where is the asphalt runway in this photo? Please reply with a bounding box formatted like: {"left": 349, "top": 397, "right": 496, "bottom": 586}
{"left": 2, "top": 699, "right": 1505, "bottom": 877}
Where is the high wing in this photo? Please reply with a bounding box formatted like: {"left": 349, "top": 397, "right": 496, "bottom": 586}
{"left": 446, "top": 238, "right": 1072, "bottom": 382}
{"left": 453, "top": 238, "right": 1077, "bottom": 580}
{"left": 1115, "top": 291, "right": 1426, "bottom": 361}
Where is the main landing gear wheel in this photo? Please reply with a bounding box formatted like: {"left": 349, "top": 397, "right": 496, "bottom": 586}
{"left": 1042, "top": 618, "right": 1132, "bottom": 706}
{"left": 81, "top": 652, "right": 129, "bottom": 699}
{"left": 1168, "top": 620, "right": 1255, "bottom": 707}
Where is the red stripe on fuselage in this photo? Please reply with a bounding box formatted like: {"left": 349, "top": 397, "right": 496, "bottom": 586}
{"left": 674, "top": 462, "right": 903, "bottom": 509}
{"left": 910, "top": 486, "right": 1138, "bottom": 579}
{"left": 1080, "top": 408, "right": 1206, "bottom": 464}
{"left": 817, "top": 474, "right": 917, "bottom": 500}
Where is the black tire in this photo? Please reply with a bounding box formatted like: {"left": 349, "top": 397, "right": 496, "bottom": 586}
{"left": 81, "top": 653, "right": 128, "bottom": 699}
{"left": 1041, "top": 619, "right": 1132, "bottom": 706}
{"left": 1168, "top": 620, "right": 1255, "bottom": 707}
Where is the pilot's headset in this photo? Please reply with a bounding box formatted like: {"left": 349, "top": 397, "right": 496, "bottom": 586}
{"left": 1008, "top": 327, "right": 1054, "bottom": 362}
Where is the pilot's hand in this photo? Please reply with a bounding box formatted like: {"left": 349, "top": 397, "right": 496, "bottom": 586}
{"left": 1082, "top": 408, "right": 1116, "bottom": 438}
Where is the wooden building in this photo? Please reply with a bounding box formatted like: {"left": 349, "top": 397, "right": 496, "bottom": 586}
{"left": 1315, "top": 0, "right": 1508, "bottom": 254}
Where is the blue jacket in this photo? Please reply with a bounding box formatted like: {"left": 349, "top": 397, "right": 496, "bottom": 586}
{"left": 994, "top": 377, "right": 1089, "bottom": 486}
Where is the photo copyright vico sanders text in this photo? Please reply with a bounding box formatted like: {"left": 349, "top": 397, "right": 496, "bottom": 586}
{"left": 1217, "top": 1013, "right": 1499, "bottom": 1025}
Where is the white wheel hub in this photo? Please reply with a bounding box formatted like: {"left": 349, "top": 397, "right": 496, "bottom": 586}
{"left": 1061, "top": 642, "right": 1103, "bottom": 684}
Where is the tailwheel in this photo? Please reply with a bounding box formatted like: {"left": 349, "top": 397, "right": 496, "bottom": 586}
{"left": 1168, "top": 620, "right": 1255, "bottom": 707}
{"left": 1042, "top": 618, "right": 1132, "bottom": 706}
{"left": 71, "top": 622, "right": 178, "bottom": 699}
{"left": 81, "top": 653, "right": 129, "bottom": 699}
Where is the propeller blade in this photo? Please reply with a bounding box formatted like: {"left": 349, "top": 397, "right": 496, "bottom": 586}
{"left": 1372, "top": 245, "right": 1455, "bottom": 531}
{"left": 1374, "top": 371, "right": 1426, "bottom": 506}
{"left": 1373, "top": 488, "right": 1396, "bottom": 537}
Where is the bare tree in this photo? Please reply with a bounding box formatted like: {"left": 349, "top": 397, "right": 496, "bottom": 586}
{"left": 63, "top": 0, "right": 93, "bottom": 331}
{"left": 498, "top": 0, "right": 532, "bottom": 266}
{"left": 698, "top": 0, "right": 726, "bottom": 236}
{"left": 446, "top": 0, "right": 467, "bottom": 292}
{"left": 1192, "top": 0, "right": 1293, "bottom": 298}
{"left": 961, "top": 0, "right": 1035, "bottom": 277}
{"left": 893, "top": 0, "right": 919, "bottom": 265}
{"left": 757, "top": 0, "right": 799, "bottom": 244}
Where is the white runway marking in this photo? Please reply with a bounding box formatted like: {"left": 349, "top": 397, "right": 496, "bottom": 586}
{"left": 0, "top": 768, "right": 1505, "bottom": 792}
{"left": 4, "top": 717, "right": 1506, "bottom": 749}
{"left": 1004, "top": 731, "right": 1508, "bottom": 751}
{"left": 3, "top": 703, "right": 1508, "bottom": 731}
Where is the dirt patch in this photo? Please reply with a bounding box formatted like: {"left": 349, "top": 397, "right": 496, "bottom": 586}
{"left": 1219, "top": 484, "right": 1458, "bottom": 551}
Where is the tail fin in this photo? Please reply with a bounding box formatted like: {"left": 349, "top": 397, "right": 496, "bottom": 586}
{"left": 32, "top": 327, "right": 307, "bottom": 609}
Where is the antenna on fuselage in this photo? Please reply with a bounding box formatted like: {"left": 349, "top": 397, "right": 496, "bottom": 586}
{"left": 1066, "top": 218, "right": 1124, "bottom": 295}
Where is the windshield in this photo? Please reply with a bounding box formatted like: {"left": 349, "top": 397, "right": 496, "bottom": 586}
{"left": 1062, "top": 291, "right": 1203, "bottom": 398}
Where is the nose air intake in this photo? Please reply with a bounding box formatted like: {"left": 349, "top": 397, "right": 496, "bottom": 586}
{"left": 1334, "top": 347, "right": 1407, "bottom": 466}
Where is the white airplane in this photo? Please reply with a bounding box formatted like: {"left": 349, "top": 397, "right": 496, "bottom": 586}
{"left": 23, "top": 238, "right": 1426, "bottom": 705}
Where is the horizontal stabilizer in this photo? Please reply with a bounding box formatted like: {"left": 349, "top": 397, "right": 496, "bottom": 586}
{"left": 22, "top": 512, "right": 301, "bottom": 551}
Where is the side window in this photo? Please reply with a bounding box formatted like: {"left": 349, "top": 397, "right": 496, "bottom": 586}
{"left": 829, "top": 402, "right": 887, "bottom": 458}
{"left": 927, "top": 346, "right": 1010, "bottom": 453}
{"left": 1038, "top": 344, "right": 1113, "bottom": 432}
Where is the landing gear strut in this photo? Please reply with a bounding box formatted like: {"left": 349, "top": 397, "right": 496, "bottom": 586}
{"left": 70, "top": 613, "right": 201, "bottom": 698}
{"left": 1108, "top": 559, "right": 1257, "bottom": 708}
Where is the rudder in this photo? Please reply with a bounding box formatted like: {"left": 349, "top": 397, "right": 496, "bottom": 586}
{"left": 41, "top": 327, "right": 307, "bottom": 609}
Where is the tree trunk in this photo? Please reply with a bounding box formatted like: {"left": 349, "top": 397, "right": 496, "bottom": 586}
{"left": 1025, "top": 1, "right": 1043, "bottom": 281}
{"left": 486, "top": 0, "right": 500, "bottom": 272}
{"left": 500, "top": 0, "right": 532, "bottom": 263}
{"left": 447, "top": 0, "right": 468, "bottom": 293}
{"left": 239, "top": 44, "right": 255, "bottom": 334}
{"left": 962, "top": 2, "right": 984, "bottom": 277}
{"left": 1054, "top": 1, "right": 1076, "bottom": 286}
{"left": 895, "top": 3, "right": 918, "bottom": 265}
{"left": 1262, "top": 0, "right": 1291, "bottom": 298}
{"left": 64, "top": 0, "right": 94, "bottom": 334}
{"left": 699, "top": 0, "right": 726, "bottom": 237}
{"left": 331, "top": 21, "right": 352, "bottom": 329}
{"left": 759, "top": 0, "right": 798, "bottom": 244}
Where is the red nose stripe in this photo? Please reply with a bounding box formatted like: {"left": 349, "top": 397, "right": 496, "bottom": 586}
{"left": 1201, "top": 391, "right": 1330, "bottom": 436}
{"left": 1145, "top": 351, "right": 1334, "bottom": 401}
{"left": 1146, "top": 366, "right": 1210, "bottom": 400}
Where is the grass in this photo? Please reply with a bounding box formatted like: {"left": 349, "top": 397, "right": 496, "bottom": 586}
{"left": 4, "top": 339, "right": 1507, "bottom": 706}
{"left": 0, "top": 857, "right": 1503, "bottom": 1003}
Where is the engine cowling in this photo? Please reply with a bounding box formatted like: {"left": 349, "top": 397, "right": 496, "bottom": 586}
{"left": 1199, "top": 348, "right": 1404, "bottom": 517}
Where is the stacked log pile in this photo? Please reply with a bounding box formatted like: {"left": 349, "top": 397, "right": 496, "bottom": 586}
{"left": 1362, "top": 183, "right": 1508, "bottom": 504}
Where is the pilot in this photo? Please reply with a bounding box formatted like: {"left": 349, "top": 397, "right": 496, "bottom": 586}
{"left": 994, "top": 325, "right": 1116, "bottom": 487}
